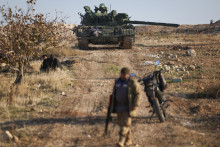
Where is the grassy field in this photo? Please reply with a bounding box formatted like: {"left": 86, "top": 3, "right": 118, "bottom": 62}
{"left": 0, "top": 25, "right": 219, "bottom": 146}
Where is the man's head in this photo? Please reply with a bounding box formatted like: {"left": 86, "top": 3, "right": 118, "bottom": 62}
{"left": 84, "top": 6, "right": 91, "bottom": 13}
{"left": 42, "top": 55, "right": 47, "bottom": 60}
{"left": 120, "top": 67, "right": 130, "bottom": 81}
{"left": 99, "top": 3, "right": 108, "bottom": 13}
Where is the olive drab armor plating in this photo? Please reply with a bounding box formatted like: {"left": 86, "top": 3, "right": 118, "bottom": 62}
{"left": 73, "top": 4, "right": 179, "bottom": 50}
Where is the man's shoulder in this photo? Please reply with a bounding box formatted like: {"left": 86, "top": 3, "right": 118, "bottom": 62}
{"left": 129, "top": 77, "right": 139, "bottom": 87}
{"left": 129, "top": 76, "right": 137, "bottom": 83}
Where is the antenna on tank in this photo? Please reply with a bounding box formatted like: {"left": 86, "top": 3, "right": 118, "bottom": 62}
{"left": 110, "top": 4, "right": 111, "bottom": 11}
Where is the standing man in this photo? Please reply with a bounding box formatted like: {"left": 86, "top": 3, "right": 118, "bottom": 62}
{"left": 111, "top": 67, "right": 141, "bottom": 147}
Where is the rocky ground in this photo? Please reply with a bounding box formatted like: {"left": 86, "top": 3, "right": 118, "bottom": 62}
{"left": 0, "top": 26, "right": 220, "bottom": 147}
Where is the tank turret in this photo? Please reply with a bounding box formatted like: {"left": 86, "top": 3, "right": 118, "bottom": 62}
{"left": 78, "top": 5, "right": 179, "bottom": 27}
{"left": 74, "top": 4, "right": 179, "bottom": 50}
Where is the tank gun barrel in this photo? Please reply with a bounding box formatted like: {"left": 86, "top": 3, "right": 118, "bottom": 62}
{"left": 124, "top": 20, "right": 179, "bottom": 27}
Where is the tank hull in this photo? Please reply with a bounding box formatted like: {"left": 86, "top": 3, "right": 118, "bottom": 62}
{"left": 85, "top": 36, "right": 122, "bottom": 45}
{"left": 74, "top": 25, "right": 135, "bottom": 49}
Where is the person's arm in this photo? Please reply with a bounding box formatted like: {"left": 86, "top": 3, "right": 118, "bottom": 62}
{"left": 40, "top": 60, "right": 46, "bottom": 71}
{"left": 132, "top": 79, "right": 141, "bottom": 109}
{"left": 111, "top": 79, "right": 118, "bottom": 113}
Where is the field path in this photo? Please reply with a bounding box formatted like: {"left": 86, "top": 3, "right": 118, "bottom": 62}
{"left": 35, "top": 47, "right": 219, "bottom": 147}
{"left": 2, "top": 46, "right": 219, "bottom": 147}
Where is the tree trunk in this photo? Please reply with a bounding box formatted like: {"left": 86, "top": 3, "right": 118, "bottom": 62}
{"left": 8, "top": 62, "right": 24, "bottom": 105}
{"left": 14, "top": 62, "right": 24, "bottom": 85}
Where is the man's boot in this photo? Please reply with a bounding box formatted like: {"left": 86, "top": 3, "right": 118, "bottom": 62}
{"left": 125, "top": 139, "right": 132, "bottom": 146}
{"left": 125, "top": 131, "right": 132, "bottom": 146}
{"left": 117, "top": 136, "right": 126, "bottom": 147}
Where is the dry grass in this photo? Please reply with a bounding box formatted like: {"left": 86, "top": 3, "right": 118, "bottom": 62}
{"left": 135, "top": 30, "right": 220, "bottom": 99}
{"left": 0, "top": 25, "right": 220, "bottom": 146}
{"left": 198, "top": 79, "right": 220, "bottom": 98}
{"left": 0, "top": 54, "right": 75, "bottom": 145}
{"left": 46, "top": 47, "right": 76, "bottom": 57}
{"left": 0, "top": 61, "right": 72, "bottom": 108}
{"left": 136, "top": 33, "right": 220, "bottom": 46}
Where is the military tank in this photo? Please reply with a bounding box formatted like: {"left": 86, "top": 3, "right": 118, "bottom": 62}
{"left": 73, "top": 3, "right": 179, "bottom": 50}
